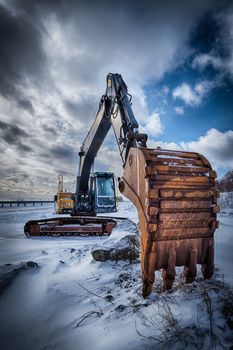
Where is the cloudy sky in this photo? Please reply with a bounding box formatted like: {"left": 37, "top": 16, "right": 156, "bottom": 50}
{"left": 0, "top": 0, "right": 232, "bottom": 199}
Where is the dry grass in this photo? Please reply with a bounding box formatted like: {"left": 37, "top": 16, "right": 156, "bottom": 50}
{"left": 136, "top": 279, "right": 233, "bottom": 350}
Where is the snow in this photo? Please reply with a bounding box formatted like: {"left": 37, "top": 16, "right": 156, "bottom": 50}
{"left": 0, "top": 200, "right": 232, "bottom": 350}
{"left": 219, "top": 192, "right": 233, "bottom": 209}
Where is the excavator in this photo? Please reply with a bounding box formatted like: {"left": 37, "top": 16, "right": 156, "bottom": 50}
{"left": 24, "top": 73, "right": 219, "bottom": 297}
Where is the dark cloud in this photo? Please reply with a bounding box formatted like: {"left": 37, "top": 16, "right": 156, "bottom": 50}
{"left": 0, "top": 170, "right": 34, "bottom": 193}
{"left": 0, "top": 119, "right": 32, "bottom": 152}
{"left": 7, "top": 174, "right": 29, "bottom": 184}
{"left": 7, "top": 0, "right": 227, "bottom": 86}
{"left": 17, "top": 98, "right": 35, "bottom": 115}
{"left": 0, "top": 120, "right": 28, "bottom": 139}
{"left": 64, "top": 96, "right": 99, "bottom": 123}
{"left": 2, "top": 0, "right": 230, "bottom": 94}
{"left": 189, "top": 11, "right": 222, "bottom": 53}
{"left": 50, "top": 144, "right": 75, "bottom": 161}
{"left": 189, "top": 5, "right": 232, "bottom": 61}
{"left": 10, "top": 0, "right": 66, "bottom": 17}
{"left": 2, "top": 0, "right": 229, "bottom": 104}
{"left": 0, "top": 3, "right": 44, "bottom": 101}
{"left": 190, "top": 3, "right": 233, "bottom": 86}
{"left": 17, "top": 143, "right": 33, "bottom": 153}
{"left": 42, "top": 125, "right": 58, "bottom": 136}
{"left": 0, "top": 164, "right": 28, "bottom": 181}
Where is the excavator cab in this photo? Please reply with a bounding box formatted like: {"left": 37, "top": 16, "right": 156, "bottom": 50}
{"left": 94, "top": 172, "right": 117, "bottom": 213}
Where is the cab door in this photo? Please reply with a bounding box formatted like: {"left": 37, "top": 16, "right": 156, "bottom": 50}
{"left": 94, "top": 172, "right": 117, "bottom": 213}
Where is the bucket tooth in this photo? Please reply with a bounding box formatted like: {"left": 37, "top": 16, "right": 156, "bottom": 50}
{"left": 162, "top": 249, "right": 176, "bottom": 291}
{"left": 201, "top": 238, "right": 214, "bottom": 279}
{"left": 184, "top": 248, "right": 197, "bottom": 283}
{"left": 119, "top": 147, "right": 218, "bottom": 297}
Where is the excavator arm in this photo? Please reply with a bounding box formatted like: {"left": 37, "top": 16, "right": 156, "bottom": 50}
{"left": 75, "top": 73, "right": 147, "bottom": 213}
{"left": 25, "top": 73, "right": 219, "bottom": 298}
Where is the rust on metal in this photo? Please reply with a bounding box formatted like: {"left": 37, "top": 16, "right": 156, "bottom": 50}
{"left": 24, "top": 216, "right": 117, "bottom": 237}
{"left": 119, "top": 147, "right": 218, "bottom": 298}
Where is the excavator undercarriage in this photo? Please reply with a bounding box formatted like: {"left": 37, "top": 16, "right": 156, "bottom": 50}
{"left": 24, "top": 73, "right": 219, "bottom": 297}
{"left": 24, "top": 216, "right": 117, "bottom": 237}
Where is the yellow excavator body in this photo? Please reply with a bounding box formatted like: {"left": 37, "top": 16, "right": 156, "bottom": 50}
{"left": 55, "top": 175, "right": 74, "bottom": 214}
{"left": 56, "top": 192, "right": 74, "bottom": 214}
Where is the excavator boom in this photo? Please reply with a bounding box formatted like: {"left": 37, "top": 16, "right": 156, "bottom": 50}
{"left": 25, "top": 73, "right": 219, "bottom": 297}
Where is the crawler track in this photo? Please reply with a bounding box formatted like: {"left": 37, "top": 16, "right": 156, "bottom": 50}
{"left": 24, "top": 216, "right": 117, "bottom": 237}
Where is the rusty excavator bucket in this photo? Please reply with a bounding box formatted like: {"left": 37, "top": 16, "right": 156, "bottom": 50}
{"left": 119, "top": 147, "right": 219, "bottom": 298}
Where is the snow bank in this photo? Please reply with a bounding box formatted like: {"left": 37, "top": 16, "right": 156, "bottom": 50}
{"left": 0, "top": 200, "right": 232, "bottom": 350}
{"left": 0, "top": 261, "right": 39, "bottom": 294}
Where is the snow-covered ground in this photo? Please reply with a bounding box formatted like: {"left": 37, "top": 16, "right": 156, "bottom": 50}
{"left": 0, "top": 199, "right": 232, "bottom": 350}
